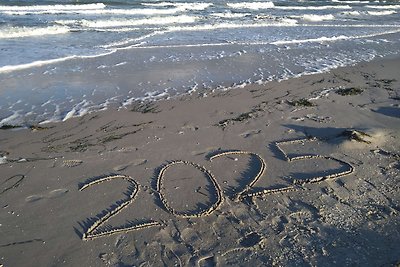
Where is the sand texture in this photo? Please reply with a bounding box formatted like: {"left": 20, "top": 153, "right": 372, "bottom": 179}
{"left": 0, "top": 57, "right": 399, "bottom": 266}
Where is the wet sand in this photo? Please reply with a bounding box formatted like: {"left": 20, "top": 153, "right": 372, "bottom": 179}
{"left": 0, "top": 56, "right": 399, "bottom": 266}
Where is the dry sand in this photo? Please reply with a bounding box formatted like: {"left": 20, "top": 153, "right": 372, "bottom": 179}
{"left": 0, "top": 56, "right": 399, "bottom": 266}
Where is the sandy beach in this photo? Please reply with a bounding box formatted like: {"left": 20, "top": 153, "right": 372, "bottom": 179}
{"left": 0, "top": 56, "right": 399, "bottom": 266}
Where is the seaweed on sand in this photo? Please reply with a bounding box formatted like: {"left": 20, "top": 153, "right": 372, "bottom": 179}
{"left": 336, "top": 87, "right": 363, "bottom": 96}
{"left": 288, "top": 98, "right": 316, "bottom": 107}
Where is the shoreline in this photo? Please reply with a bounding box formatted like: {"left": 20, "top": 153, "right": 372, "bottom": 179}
{"left": 1, "top": 39, "right": 399, "bottom": 127}
{"left": 0, "top": 55, "right": 399, "bottom": 266}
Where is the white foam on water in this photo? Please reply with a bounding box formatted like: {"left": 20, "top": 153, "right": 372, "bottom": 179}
{"left": 141, "top": 2, "right": 175, "bottom": 7}
{"left": 166, "top": 19, "right": 298, "bottom": 32}
{"left": 0, "top": 50, "right": 115, "bottom": 73}
{"left": 341, "top": 11, "right": 361, "bottom": 16}
{"left": 171, "top": 2, "right": 213, "bottom": 10}
{"left": 366, "top": 4, "right": 400, "bottom": 9}
{"left": 106, "top": 20, "right": 400, "bottom": 50}
{"left": 102, "top": 30, "right": 163, "bottom": 48}
{"left": 136, "top": 89, "right": 170, "bottom": 101}
{"left": 88, "top": 18, "right": 299, "bottom": 49}
{"left": 227, "top": 2, "right": 275, "bottom": 10}
{"left": 57, "top": 15, "right": 197, "bottom": 28}
{"left": 39, "top": 105, "right": 61, "bottom": 125}
{"left": 274, "top": 5, "right": 352, "bottom": 10}
{"left": 3, "top": 8, "right": 175, "bottom": 16}
{"left": 272, "top": 35, "right": 348, "bottom": 45}
{"left": 93, "top": 27, "right": 145, "bottom": 32}
{"left": 299, "top": 52, "right": 377, "bottom": 77}
{"left": 0, "top": 25, "right": 70, "bottom": 39}
{"left": 3, "top": 7, "right": 192, "bottom": 16}
{"left": 367, "top": 10, "right": 396, "bottom": 15}
{"left": 272, "top": 28, "right": 400, "bottom": 45}
{"left": 331, "top": 0, "right": 369, "bottom": 3}
{"left": 62, "top": 100, "right": 91, "bottom": 121}
{"left": 211, "top": 12, "right": 250, "bottom": 18}
{"left": 0, "top": 110, "right": 23, "bottom": 126}
{"left": 303, "top": 24, "right": 400, "bottom": 28}
{"left": 142, "top": 2, "right": 212, "bottom": 10}
{"left": 121, "top": 41, "right": 236, "bottom": 50}
{"left": 0, "top": 3, "right": 105, "bottom": 11}
{"left": 298, "top": 14, "right": 336, "bottom": 22}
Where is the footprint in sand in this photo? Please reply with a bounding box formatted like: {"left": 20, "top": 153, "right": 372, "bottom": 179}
{"left": 25, "top": 188, "right": 69, "bottom": 202}
{"left": 47, "top": 188, "right": 69, "bottom": 198}
{"left": 25, "top": 195, "right": 44, "bottom": 203}
{"left": 112, "top": 159, "right": 147, "bottom": 171}
{"left": 181, "top": 124, "right": 199, "bottom": 131}
{"left": 191, "top": 147, "right": 220, "bottom": 156}
{"left": 239, "top": 232, "right": 263, "bottom": 248}
{"left": 239, "top": 129, "right": 261, "bottom": 138}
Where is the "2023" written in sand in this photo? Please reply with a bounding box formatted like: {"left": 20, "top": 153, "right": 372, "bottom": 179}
{"left": 78, "top": 137, "right": 354, "bottom": 241}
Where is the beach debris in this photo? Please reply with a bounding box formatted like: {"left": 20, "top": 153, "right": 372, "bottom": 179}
{"left": 130, "top": 101, "right": 160, "bottom": 114}
{"left": 305, "top": 114, "right": 331, "bottom": 123}
{"left": 338, "top": 129, "right": 372, "bottom": 144}
{"left": 0, "top": 124, "right": 22, "bottom": 130}
{"left": 335, "top": 87, "right": 363, "bottom": 96}
{"left": 372, "top": 148, "right": 400, "bottom": 159}
{"left": 240, "top": 129, "right": 261, "bottom": 138}
{"left": 216, "top": 101, "right": 267, "bottom": 129}
{"left": 288, "top": 98, "right": 315, "bottom": 107}
{"left": 62, "top": 159, "right": 83, "bottom": 168}
{"left": 99, "top": 129, "right": 143, "bottom": 144}
{"left": 29, "top": 125, "right": 52, "bottom": 131}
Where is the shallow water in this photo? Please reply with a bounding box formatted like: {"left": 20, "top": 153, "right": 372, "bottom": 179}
{"left": 0, "top": 0, "right": 399, "bottom": 125}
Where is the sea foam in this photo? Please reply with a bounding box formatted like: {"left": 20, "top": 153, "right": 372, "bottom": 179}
{"left": 367, "top": 10, "right": 396, "bottom": 15}
{"left": 142, "top": 2, "right": 212, "bottom": 10}
{"left": 2, "top": 8, "right": 181, "bottom": 16}
{"left": 366, "top": 5, "right": 400, "bottom": 9}
{"left": 227, "top": 2, "right": 275, "bottom": 10}
{"left": 0, "top": 26, "right": 70, "bottom": 39}
{"left": 274, "top": 5, "right": 352, "bottom": 10}
{"left": 57, "top": 15, "right": 198, "bottom": 28}
{"left": 299, "top": 14, "right": 335, "bottom": 22}
{"left": 0, "top": 3, "right": 105, "bottom": 11}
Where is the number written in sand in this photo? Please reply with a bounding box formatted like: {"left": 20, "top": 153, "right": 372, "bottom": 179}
{"left": 78, "top": 138, "right": 354, "bottom": 240}
{"left": 78, "top": 175, "right": 160, "bottom": 240}
{"left": 208, "top": 151, "right": 266, "bottom": 201}
{"left": 156, "top": 160, "right": 224, "bottom": 218}
{"left": 240, "top": 138, "right": 355, "bottom": 199}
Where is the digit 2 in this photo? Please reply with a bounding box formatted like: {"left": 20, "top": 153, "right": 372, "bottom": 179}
{"left": 79, "top": 174, "right": 160, "bottom": 240}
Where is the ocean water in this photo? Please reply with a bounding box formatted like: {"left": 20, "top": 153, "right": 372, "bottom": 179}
{"left": 0, "top": 0, "right": 399, "bottom": 126}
